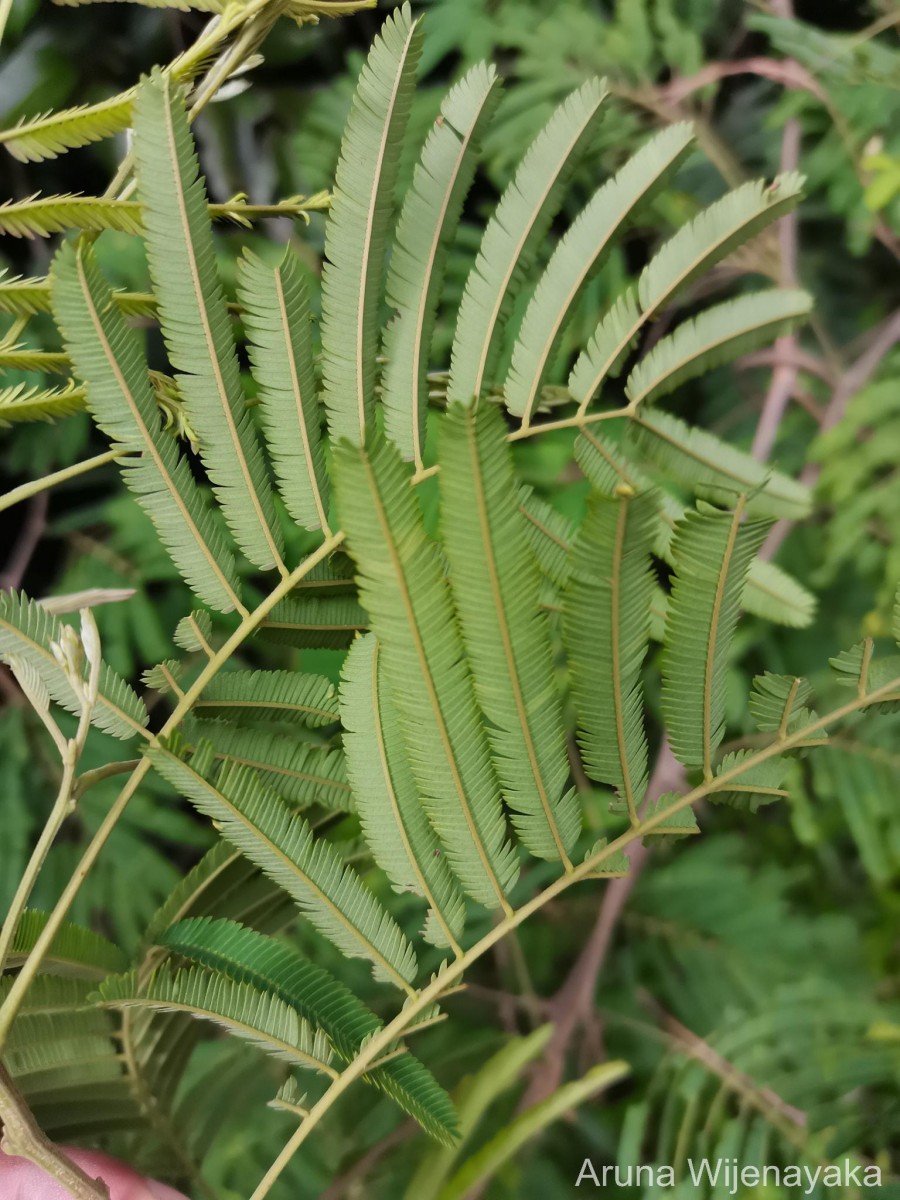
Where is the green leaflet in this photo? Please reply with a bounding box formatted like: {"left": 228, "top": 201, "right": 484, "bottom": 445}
{"left": 0, "top": 194, "right": 145, "bottom": 239}
{"left": 340, "top": 634, "right": 466, "bottom": 950}
{"left": 662, "top": 500, "right": 771, "bottom": 774}
{"left": 749, "top": 673, "right": 824, "bottom": 741}
{"left": 173, "top": 609, "right": 213, "bottom": 653}
{"left": 184, "top": 718, "right": 353, "bottom": 810}
{"left": 447, "top": 77, "right": 607, "bottom": 405}
{"left": 382, "top": 62, "right": 501, "bottom": 468}
{"left": 196, "top": 668, "right": 340, "bottom": 727}
{"left": 570, "top": 172, "right": 805, "bottom": 409}
{"left": 133, "top": 72, "right": 283, "bottom": 573}
{"left": 258, "top": 593, "right": 368, "bottom": 649}
{"left": 743, "top": 560, "right": 816, "bottom": 629}
{"left": 626, "top": 409, "right": 811, "bottom": 521}
{"left": 51, "top": 242, "right": 242, "bottom": 614}
{"left": 0, "top": 271, "right": 56, "bottom": 315}
{"left": 333, "top": 432, "right": 518, "bottom": 910}
{"left": 568, "top": 289, "right": 641, "bottom": 401}
{"left": 5, "top": 910, "right": 127, "bottom": 978}
{"left": 0, "top": 590, "right": 149, "bottom": 740}
{"left": 624, "top": 289, "right": 813, "bottom": 409}
{"left": 98, "top": 966, "right": 336, "bottom": 1075}
{"left": 711, "top": 751, "right": 790, "bottom": 811}
{"left": 563, "top": 491, "right": 657, "bottom": 823}
{"left": 0, "top": 93, "right": 135, "bottom": 163}
{"left": 518, "top": 487, "right": 575, "bottom": 591}
{"left": 321, "top": 3, "right": 423, "bottom": 443}
{"left": 439, "top": 403, "right": 579, "bottom": 862}
{"left": 238, "top": 249, "right": 331, "bottom": 532}
{"left": 504, "top": 121, "right": 694, "bottom": 424}
{"left": 0, "top": 381, "right": 86, "bottom": 426}
{"left": 148, "top": 745, "right": 418, "bottom": 990}
{"left": 159, "top": 917, "right": 458, "bottom": 1145}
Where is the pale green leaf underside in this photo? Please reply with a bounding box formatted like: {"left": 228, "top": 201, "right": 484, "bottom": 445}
{"left": 321, "top": 2, "right": 423, "bottom": 443}
{"left": 662, "top": 502, "right": 771, "bottom": 772}
{"left": 133, "top": 72, "right": 283, "bottom": 572}
{"left": 570, "top": 171, "right": 805, "bottom": 408}
{"left": 563, "top": 491, "right": 657, "bottom": 821}
{"left": 196, "top": 668, "right": 339, "bottom": 727}
{"left": 448, "top": 77, "right": 607, "bottom": 405}
{"left": 238, "top": 248, "right": 331, "bottom": 532}
{"left": 624, "top": 288, "right": 812, "bottom": 408}
{"left": 573, "top": 429, "right": 815, "bottom": 628}
{"left": 51, "top": 241, "right": 242, "bottom": 613}
{"left": 383, "top": 61, "right": 501, "bottom": 467}
{"left": 185, "top": 717, "right": 353, "bottom": 811}
{"left": 627, "top": 409, "right": 811, "bottom": 521}
{"left": 332, "top": 433, "right": 518, "bottom": 909}
{"left": 439, "top": 402, "right": 579, "bottom": 861}
{"left": 341, "top": 634, "right": 466, "bottom": 948}
{"left": 505, "top": 121, "right": 694, "bottom": 423}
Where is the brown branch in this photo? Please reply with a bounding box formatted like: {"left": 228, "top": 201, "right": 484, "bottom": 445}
{"left": 752, "top": 112, "right": 802, "bottom": 463}
{"left": 518, "top": 740, "right": 685, "bottom": 1110}
{"left": 762, "top": 307, "right": 900, "bottom": 560}
{"left": 639, "top": 993, "right": 809, "bottom": 1140}
{"left": 1, "top": 492, "right": 48, "bottom": 591}
{"left": 660, "top": 56, "right": 828, "bottom": 108}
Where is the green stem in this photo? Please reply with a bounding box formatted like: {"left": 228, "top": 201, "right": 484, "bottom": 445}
{"left": 0, "top": 533, "right": 345, "bottom": 1051}
{"left": 0, "top": 751, "right": 77, "bottom": 976}
{"left": 0, "top": 449, "right": 124, "bottom": 515}
{"left": 250, "top": 671, "right": 900, "bottom": 1200}
{"left": 0, "top": 641, "right": 98, "bottom": 976}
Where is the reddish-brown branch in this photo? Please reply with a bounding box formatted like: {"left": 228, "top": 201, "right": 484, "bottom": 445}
{"left": 518, "top": 741, "right": 685, "bottom": 1110}
{"left": 762, "top": 307, "right": 900, "bottom": 560}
